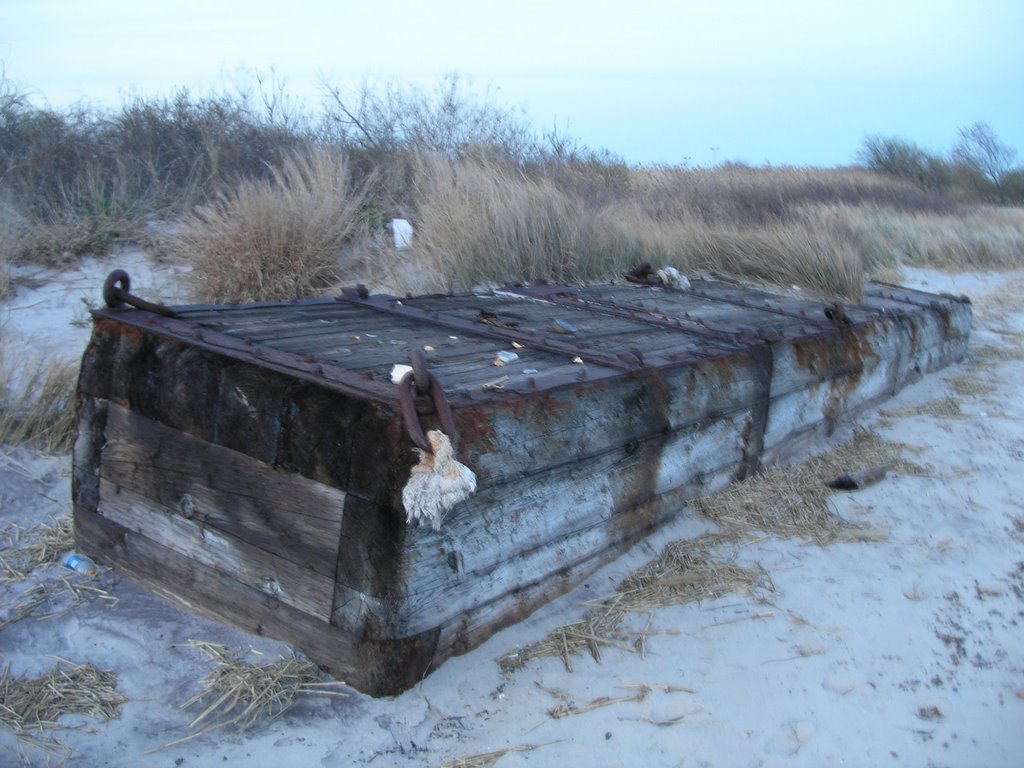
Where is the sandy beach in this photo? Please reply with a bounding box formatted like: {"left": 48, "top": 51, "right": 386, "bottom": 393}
{"left": 2, "top": 256, "right": 1022, "bottom": 767}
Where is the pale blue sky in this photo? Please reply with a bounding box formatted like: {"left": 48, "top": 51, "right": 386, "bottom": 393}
{"left": 2, "top": 0, "right": 1021, "bottom": 167}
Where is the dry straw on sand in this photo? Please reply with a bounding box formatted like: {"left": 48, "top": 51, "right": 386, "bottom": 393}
{"left": 1, "top": 516, "right": 73, "bottom": 582}
{"left": 697, "top": 427, "right": 924, "bottom": 544}
{"left": 499, "top": 533, "right": 769, "bottom": 673}
{"left": 440, "top": 742, "right": 552, "bottom": 768}
{"left": 1, "top": 515, "right": 117, "bottom": 630}
{"left": 501, "top": 428, "right": 919, "bottom": 673}
{"left": 0, "top": 659, "right": 126, "bottom": 752}
{"left": 159, "top": 641, "right": 347, "bottom": 749}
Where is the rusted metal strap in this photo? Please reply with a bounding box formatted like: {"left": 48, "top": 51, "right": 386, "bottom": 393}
{"left": 103, "top": 270, "right": 180, "bottom": 318}
{"left": 505, "top": 284, "right": 741, "bottom": 348}
{"left": 398, "top": 349, "right": 456, "bottom": 452}
{"left": 336, "top": 288, "right": 642, "bottom": 372}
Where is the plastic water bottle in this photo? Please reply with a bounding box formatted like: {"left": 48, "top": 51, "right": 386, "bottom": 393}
{"left": 62, "top": 552, "right": 99, "bottom": 577}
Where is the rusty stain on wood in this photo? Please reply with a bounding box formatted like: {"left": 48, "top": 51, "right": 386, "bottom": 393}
{"left": 72, "top": 275, "right": 971, "bottom": 696}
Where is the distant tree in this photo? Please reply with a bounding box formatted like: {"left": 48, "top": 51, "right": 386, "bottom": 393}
{"left": 952, "top": 122, "right": 1018, "bottom": 203}
{"left": 857, "top": 135, "right": 949, "bottom": 192}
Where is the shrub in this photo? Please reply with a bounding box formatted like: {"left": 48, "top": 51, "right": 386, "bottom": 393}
{"left": 168, "top": 148, "right": 369, "bottom": 303}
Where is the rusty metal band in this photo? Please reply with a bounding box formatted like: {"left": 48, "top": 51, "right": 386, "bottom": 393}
{"left": 409, "top": 348, "right": 431, "bottom": 395}
{"left": 398, "top": 369, "right": 457, "bottom": 452}
{"left": 103, "top": 269, "right": 180, "bottom": 318}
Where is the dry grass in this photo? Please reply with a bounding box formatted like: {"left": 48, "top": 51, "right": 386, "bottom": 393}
{"left": 0, "top": 576, "right": 117, "bottom": 631}
{"left": 400, "top": 156, "right": 870, "bottom": 299}
{"left": 697, "top": 427, "right": 921, "bottom": 543}
{"left": 951, "top": 374, "right": 997, "bottom": 397}
{"left": 821, "top": 204, "right": 1024, "bottom": 273}
{"left": 441, "top": 743, "right": 551, "bottom": 768}
{"left": 1, "top": 514, "right": 117, "bottom": 630}
{"left": 405, "top": 154, "right": 601, "bottom": 293}
{"left": 165, "top": 641, "right": 346, "bottom": 746}
{"left": 0, "top": 516, "right": 73, "bottom": 582}
{"left": 882, "top": 395, "right": 964, "bottom": 420}
{"left": 0, "top": 344, "right": 79, "bottom": 453}
{"left": 168, "top": 148, "right": 369, "bottom": 303}
{"left": 498, "top": 533, "right": 768, "bottom": 673}
{"left": 499, "top": 428, "right": 916, "bottom": 675}
{"left": 0, "top": 659, "right": 126, "bottom": 752}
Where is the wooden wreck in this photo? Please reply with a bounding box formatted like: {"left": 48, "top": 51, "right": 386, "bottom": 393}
{"left": 72, "top": 270, "right": 971, "bottom": 696}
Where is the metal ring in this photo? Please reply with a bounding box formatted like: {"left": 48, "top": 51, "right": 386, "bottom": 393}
{"left": 103, "top": 269, "right": 131, "bottom": 308}
{"left": 399, "top": 373, "right": 430, "bottom": 451}
{"left": 100, "top": 269, "right": 180, "bottom": 318}
{"left": 399, "top": 369, "right": 457, "bottom": 452}
{"left": 428, "top": 371, "right": 456, "bottom": 443}
{"left": 410, "top": 348, "right": 430, "bottom": 395}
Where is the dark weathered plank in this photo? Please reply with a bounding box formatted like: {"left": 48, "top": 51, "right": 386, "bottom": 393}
{"left": 98, "top": 480, "right": 335, "bottom": 619}
{"left": 100, "top": 402, "right": 346, "bottom": 574}
{"left": 74, "top": 506, "right": 438, "bottom": 697}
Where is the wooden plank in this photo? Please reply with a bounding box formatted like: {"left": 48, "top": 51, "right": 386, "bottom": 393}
{"left": 98, "top": 479, "right": 335, "bottom": 619}
{"left": 74, "top": 506, "right": 439, "bottom": 697}
{"left": 100, "top": 402, "right": 346, "bottom": 576}
{"left": 430, "top": 481, "right": 707, "bottom": 663}
{"left": 343, "top": 410, "right": 750, "bottom": 636}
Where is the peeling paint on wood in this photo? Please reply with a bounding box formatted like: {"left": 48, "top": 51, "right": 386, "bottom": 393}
{"left": 72, "top": 276, "right": 971, "bottom": 696}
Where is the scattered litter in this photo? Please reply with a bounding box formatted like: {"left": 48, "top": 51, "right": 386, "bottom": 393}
{"left": 2, "top": 516, "right": 74, "bottom": 582}
{"left": 494, "top": 351, "right": 519, "bottom": 366}
{"left": 522, "top": 368, "right": 539, "bottom": 375}
{"left": 512, "top": 341, "right": 525, "bottom": 350}
{"left": 482, "top": 376, "right": 510, "bottom": 392}
{"left": 551, "top": 319, "right": 578, "bottom": 335}
{"left": 423, "top": 345, "right": 435, "bottom": 352}
{"left": 390, "top": 364, "right": 413, "bottom": 384}
{"left": 61, "top": 553, "right": 99, "bottom": 578}
{"left": 571, "top": 356, "right": 584, "bottom": 365}
{"left": 827, "top": 462, "right": 894, "bottom": 491}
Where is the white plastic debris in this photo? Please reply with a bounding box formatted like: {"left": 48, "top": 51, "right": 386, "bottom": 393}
{"left": 391, "top": 218, "right": 414, "bottom": 249}
{"left": 494, "top": 350, "right": 519, "bottom": 366}
{"left": 390, "top": 364, "right": 413, "bottom": 384}
{"left": 402, "top": 430, "right": 477, "bottom": 530}
{"left": 656, "top": 266, "right": 690, "bottom": 291}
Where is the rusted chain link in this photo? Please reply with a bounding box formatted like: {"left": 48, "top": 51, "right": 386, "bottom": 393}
{"left": 103, "top": 269, "right": 180, "bottom": 318}
{"left": 398, "top": 352, "right": 456, "bottom": 452}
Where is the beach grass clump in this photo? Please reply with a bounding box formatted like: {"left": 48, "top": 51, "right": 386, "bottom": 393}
{"left": 406, "top": 154, "right": 595, "bottom": 292}
{"left": 0, "top": 345, "right": 78, "bottom": 453}
{"left": 165, "top": 147, "right": 369, "bottom": 303}
{"left": 818, "top": 204, "right": 1024, "bottom": 273}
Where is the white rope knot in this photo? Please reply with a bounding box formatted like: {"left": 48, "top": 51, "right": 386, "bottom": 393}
{"left": 401, "top": 429, "right": 477, "bottom": 530}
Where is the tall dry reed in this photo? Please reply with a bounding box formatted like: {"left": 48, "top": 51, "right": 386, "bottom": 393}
{"left": 167, "top": 148, "right": 369, "bottom": 302}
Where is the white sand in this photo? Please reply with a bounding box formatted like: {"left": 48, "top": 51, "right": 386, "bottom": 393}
{"left": 2, "top": 255, "right": 1022, "bottom": 767}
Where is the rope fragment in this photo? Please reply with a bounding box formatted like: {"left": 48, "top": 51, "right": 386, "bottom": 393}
{"left": 401, "top": 430, "right": 477, "bottom": 530}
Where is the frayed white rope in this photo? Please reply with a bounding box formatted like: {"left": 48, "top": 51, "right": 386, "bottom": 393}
{"left": 401, "top": 430, "right": 477, "bottom": 531}
{"left": 656, "top": 266, "right": 690, "bottom": 291}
